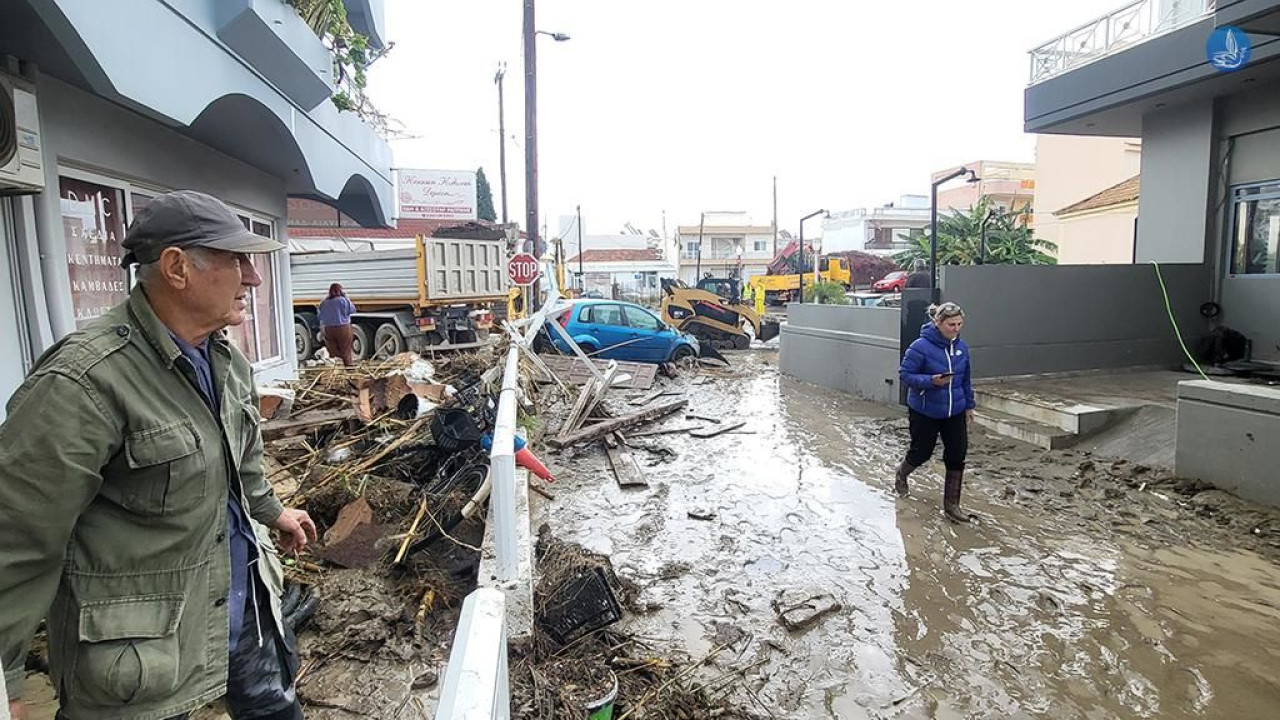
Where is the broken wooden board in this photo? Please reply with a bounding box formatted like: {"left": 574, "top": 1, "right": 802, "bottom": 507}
{"left": 604, "top": 432, "right": 647, "bottom": 487}
{"left": 324, "top": 497, "right": 374, "bottom": 545}
{"left": 535, "top": 354, "right": 657, "bottom": 390}
{"left": 261, "top": 409, "right": 359, "bottom": 442}
{"left": 548, "top": 399, "right": 688, "bottom": 448}
{"left": 689, "top": 420, "right": 747, "bottom": 439}
{"left": 627, "top": 425, "right": 704, "bottom": 438}
{"left": 686, "top": 413, "right": 721, "bottom": 424}
{"left": 630, "top": 388, "right": 681, "bottom": 406}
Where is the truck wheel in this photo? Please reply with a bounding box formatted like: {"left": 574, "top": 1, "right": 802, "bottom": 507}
{"left": 374, "top": 323, "right": 407, "bottom": 359}
{"left": 351, "top": 324, "right": 372, "bottom": 362}
{"left": 295, "top": 321, "right": 314, "bottom": 362}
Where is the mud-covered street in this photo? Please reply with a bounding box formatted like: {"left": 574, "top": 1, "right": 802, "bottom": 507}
{"left": 542, "top": 350, "right": 1280, "bottom": 719}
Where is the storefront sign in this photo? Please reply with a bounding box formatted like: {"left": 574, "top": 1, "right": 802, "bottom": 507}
{"left": 398, "top": 169, "right": 477, "bottom": 220}
{"left": 60, "top": 176, "right": 128, "bottom": 329}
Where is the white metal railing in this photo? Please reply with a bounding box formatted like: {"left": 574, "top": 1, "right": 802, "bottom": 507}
{"left": 434, "top": 346, "right": 522, "bottom": 720}
{"left": 434, "top": 588, "right": 510, "bottom": 720}
{"left": 1029, "top": 0, "right": 1217, "bottom": 84}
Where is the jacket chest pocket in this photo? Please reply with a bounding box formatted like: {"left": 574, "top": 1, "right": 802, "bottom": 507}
{"left": 74, "top": 594, "right": 186, "bottom": 707}
{"left": 121, "top": 421, "right": 207, "bottom": 516}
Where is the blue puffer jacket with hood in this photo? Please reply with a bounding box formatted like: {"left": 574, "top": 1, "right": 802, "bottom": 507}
{"left": 900, "top": 322, "right": 975, "bottom": 419}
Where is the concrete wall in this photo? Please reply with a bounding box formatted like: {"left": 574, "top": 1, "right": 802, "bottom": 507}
{"left": 779, "top": 304, "right": 901, "bottom": 404}
{"left": 940, "top": 263, "right": 1210, "bottom": 378}
{"left": 27, "top": 76, "right": 297, "bottom": 383}
{"left": 1177, "top": 380, "right": 1280, "bottom": 508}
{"left": 1135, "top": 102, "right": 1215, "bottom": 264}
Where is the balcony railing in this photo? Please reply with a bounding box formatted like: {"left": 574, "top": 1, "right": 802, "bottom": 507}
{"left": 1029, "top": 0, "right": 1216, "bottom": 84}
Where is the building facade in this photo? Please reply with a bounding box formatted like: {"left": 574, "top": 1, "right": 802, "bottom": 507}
{"left": 675, "top": 212, "right": 776, "bottom": 284}
{"left": 1034, "top": 135, "right": 1143, "bottom": 264}
{"left": 1025, "top": 0, "right": 1280, "bottom": 363}
{"left": 1051, "top": 175, "right": 1140, "bottom": 265}
{"left": 563, "top": 249, "right": 675, "bottom": 305}
{"left": 934, "top": 160, "right": 1037, "bottom": 217}
{"left": 822, "top": 195, "right": 930, "bottom": 257}
{"left": 0, "top": 0, "right": 393, "bottom": 413}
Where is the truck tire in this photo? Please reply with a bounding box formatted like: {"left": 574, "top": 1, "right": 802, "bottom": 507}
{"left": 351, "top": 324, "right": 372, "bottom": 362}
{"left": 295, "top": 321, "right": 315, "bottom": 362}
{"left": 374, "top": 323, "right": 407, "bottom": 359}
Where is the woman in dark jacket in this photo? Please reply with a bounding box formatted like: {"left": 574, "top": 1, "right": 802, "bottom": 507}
{"left": 896, "top": 302, "right": 976, "bottom": 522}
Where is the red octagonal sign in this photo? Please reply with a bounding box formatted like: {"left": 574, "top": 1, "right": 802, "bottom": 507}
{"left": 507, "top": 252, "right": 540, "bottom": 286}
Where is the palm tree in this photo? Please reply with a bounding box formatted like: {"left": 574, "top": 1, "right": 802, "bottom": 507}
{"left": 895, "top": 196, "right": 1057, "bottom": 267}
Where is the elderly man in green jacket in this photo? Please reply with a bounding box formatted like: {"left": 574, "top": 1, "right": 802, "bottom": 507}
{"left": 1, "top": 191, "right": 317, "bottom": 720}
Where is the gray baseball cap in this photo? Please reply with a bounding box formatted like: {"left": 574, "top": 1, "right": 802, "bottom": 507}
{"left": 120, "top": 190, "right": 285, "bottom": 267}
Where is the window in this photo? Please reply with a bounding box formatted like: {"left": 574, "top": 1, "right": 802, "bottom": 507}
{"left": 1230, "top": 182, "right": 1280, "bottom": 276}
{"left": 754, "top": 239, "right": 768, "bottom": 252}
{"left": 584, "top": 304, "right": 625, "bottom": 326}
{"left": 228, "top": 214, "right": 283, "bottom": 364}
{"left": 624, "top": 306, "right": 662, "bottom": 331}
{"left": 683, "top": 240, "right": 700, "bottom": 260}
{"left": 59, "top": 175, "right": 130, "bottom": 328}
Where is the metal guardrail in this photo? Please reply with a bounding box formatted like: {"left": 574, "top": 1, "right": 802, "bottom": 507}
{"left": 1029, "top": 0, "right": 1216, "bottom": 84}
{"left": 434, "top": 345, "right": 522, "bottom": 720}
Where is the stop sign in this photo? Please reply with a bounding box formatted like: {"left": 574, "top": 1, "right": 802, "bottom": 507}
{"left": 507, "top": 252, "right": 540, "bottom": 286}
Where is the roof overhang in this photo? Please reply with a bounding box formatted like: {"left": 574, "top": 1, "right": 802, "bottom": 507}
{"left": 1217, "top": 0, "right": 1280, "bottom": 35}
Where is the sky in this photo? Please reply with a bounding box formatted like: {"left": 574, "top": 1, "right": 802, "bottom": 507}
{"left": 366, "top": 0, "right": 1123, "bottom": 237}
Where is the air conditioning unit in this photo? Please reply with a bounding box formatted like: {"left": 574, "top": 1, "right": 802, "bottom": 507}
{"left": 0, "top": 72, "right": 44, "bottom": 194}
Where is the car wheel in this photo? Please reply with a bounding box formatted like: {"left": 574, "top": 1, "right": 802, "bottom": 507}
{"left": 670, "top": 345, "right": 696, "bottom": 363}
{"left": 350, "top": 324, "right": 372, "bottom": 362}
{"left": 294, "top": 321, "right": 314, "bottom": 362}
{"left": 578, "top": 341, "right": 599, "bottom": 357}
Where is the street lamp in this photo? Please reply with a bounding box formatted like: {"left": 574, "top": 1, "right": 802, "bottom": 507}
{"left": 978, "top": 206, "right": 999, "bottom": 265}
{"left": 929, "top": 167, "right": 979, "bottom": 296}
{"left": 523, "top": 0, "right": 570, "bottom": 299}
{"left": 797, "top": 209, "right": 826, "bottom": 304}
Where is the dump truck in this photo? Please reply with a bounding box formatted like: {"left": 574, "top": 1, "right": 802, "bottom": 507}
{"left": 748, "top": 257, "right": 852, "bottom": 304}
{"left": 291, "top": 226, "right": 509, "bottom": 362}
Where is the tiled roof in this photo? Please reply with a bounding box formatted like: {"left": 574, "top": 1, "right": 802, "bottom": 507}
{"left": 566, "top": 249, "right": 664, "bottom": 263}
{"left": 288, "top": 218, "right": 523, "bottom": 239}
{"left": 1055, "top": 175, "right": 1140, "bottom": 216}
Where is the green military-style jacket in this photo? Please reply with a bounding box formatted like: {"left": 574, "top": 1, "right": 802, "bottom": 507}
{"left": 0, "top": 287, "right": 288, "bottom": 719}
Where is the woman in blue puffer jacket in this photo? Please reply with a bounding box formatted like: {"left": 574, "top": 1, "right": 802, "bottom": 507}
{"left": 896, "top": 302, "right": 976, "bottom": 522}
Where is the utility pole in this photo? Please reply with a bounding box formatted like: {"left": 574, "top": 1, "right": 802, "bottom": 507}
{"left": 494, "top": 64, "right": 509, "bottom": 225}
{"left": 696, "top": 212, "right": 705, "bottom": 281}
{"left": 577, "top": 204, "right": 584, "bottom": 289}
{"left": 772, "top": 175, "right": 778, "bottom": 257}
{"left": 523, "top": 0, "right": 539, "bottom": 259}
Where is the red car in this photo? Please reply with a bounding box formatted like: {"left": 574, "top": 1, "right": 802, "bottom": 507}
{"left": 872, "top": 271, "right": 908, "bottom": 293}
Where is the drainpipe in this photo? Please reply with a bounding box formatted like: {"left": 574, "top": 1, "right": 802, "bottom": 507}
{"left": 28, "top": 65, "right": 77, "bottom": 343}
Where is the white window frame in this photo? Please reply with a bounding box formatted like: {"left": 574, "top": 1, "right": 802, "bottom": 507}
{"left": 1227, "top": 180, "right": 1280, "bottom": 279}
{"left": 57, "top": 166, "right": 137, "bottom": 323}
{"left": 58, "top": 165, "right": 287, "bottom": 368}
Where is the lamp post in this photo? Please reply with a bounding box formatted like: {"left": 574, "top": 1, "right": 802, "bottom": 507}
{"left": 522, "top": 0, "right": 569, "bottom": 293}
{"left": 929, "top": 167, "right": 979, "bottom": 296}
{"left": 695, "top": 212, "right": 705, "bottom": 281}
{"left": 978, "top": 206, "right": 999, "bottom": 265}
{"left": 494, "top": 63, "right": 509, "bottom": 225}
{"left": 797, "top": 209, "right": 826, "bottom": 304}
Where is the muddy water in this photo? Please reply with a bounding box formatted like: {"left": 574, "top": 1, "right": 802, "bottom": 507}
{"left": 542, "top": 351, "right": 1280, "bottom": 719}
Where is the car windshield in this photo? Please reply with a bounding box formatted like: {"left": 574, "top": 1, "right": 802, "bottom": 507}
{"left": 624, "top": 306, "right": 663, "bottom": 331}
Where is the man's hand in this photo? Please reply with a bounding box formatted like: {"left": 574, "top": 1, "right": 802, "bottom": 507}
{"left": 271, "top": 508, "right": 317, "bottom": 555}
{"left": 10, "top": 699, "right": 23, "bottom": 720}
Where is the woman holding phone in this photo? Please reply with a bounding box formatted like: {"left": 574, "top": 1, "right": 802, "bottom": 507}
{"left": 895, "top": 302, "right": 976, "bottom": 522}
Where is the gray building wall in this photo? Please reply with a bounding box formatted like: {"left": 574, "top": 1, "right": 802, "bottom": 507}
{"left": 1135, "top": 102, "right": 1215, "bottom": 264}
{"left": 940, "top": 264, "right": 1210, "bottom": 378}
{"left": 24, "top": 75, "right": 297, "bottom": 384}
{"left": 779, "top": 304, "right": 901, "bottom": 404}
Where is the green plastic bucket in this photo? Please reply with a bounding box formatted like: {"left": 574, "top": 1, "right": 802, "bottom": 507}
{"left": 585, "top": 673, "right": 618, "bottom": 720}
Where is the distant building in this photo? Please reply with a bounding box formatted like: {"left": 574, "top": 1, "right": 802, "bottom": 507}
{"left": 564, "top": 248, "right": 675, "bottom": 301}
{"left": 1034, "top": 135, "right": 1143, "bottom": 264}
{"left": 823, "top": 195, "right": 931, "bottom": 257}
{"left": 675, "top": 212, "right": 776, "bottom": 284}
{"left": 933, "top": 160, "right": 1036, "bottom": 218}
{"left": 1051, "top": 175, "right": 1140, "bottom": 265}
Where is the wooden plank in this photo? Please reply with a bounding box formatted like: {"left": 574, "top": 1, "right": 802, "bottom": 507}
{"left": 627, "top": 425, "right": 704, "bottom": 438}
{"left": 558, "top": 378, "right": 597, "bottom": 440}
{"left": 547, "top": 399, "right": 688, "bottom": 448}
{"left": 686, "top": 413, "right": 721, "bottom": 424}
{"left": 535, "top": 355, "right": 657, "bottom": 390}
{"left": 630, "top": 388, "right": 680, "bottom": 406}
{"left": 604, "top": 432, "right": 647, "bottom": 487}
{"left": 261, "top": 409, "right": 359, "bottom": 441}
{"left": 689, "top": 420, "right": 747, "bottom": 439}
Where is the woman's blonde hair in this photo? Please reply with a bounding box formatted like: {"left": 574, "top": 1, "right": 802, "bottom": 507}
{"left": 927, "top": 302, "right": 965, "bottom": 323}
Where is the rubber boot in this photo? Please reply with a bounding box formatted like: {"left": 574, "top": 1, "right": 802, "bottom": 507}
{"left": 943, "top": 468, "right": 974, "bottom": 523}
{"left": 894, "top": 461, "right": 915, "bottom": 498}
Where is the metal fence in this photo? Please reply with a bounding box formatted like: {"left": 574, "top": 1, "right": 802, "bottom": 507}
{"left": 1028, "top": 0, "right": 1216, "bottom": 84}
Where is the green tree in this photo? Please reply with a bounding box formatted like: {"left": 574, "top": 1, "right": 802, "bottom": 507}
{"left": 895, "top": 196, "right": 1058, "bottom": 267}
{"left": 476, "top": 167, "right": 497, "bottom": 222}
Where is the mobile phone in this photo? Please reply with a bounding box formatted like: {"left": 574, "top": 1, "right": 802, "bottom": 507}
{"left": 938, "top": 372, "right": 955, "bottom": 378}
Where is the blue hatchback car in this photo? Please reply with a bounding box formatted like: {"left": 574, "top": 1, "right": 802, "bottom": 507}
{"left": 549, "top": 299, "right": 699, "bottom": 364}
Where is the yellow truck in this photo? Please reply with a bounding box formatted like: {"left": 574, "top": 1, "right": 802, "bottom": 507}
{"left": 748, "top": 257, "right": 852, "bottom": 304}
